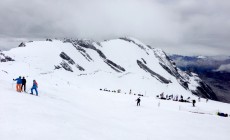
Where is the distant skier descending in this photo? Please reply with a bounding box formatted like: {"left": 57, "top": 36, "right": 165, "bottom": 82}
{"left": 192, "top": 100, "right": 196, "bottom": 107}
{"left": 136, "top": 97, "right": 141, "bottom": 106}
{"left": 13, "top": 76, "right": 22, "bottom": 92}
{"left": 30, "top": 80, "right": 38, "bottom": 96}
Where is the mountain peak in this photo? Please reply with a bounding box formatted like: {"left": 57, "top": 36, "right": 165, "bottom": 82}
{"left": 0, "top": 38, "right": 218, "bottom": 100}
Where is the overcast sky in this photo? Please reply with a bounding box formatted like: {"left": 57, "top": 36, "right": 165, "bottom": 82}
{"left": 0, "top": 0, "right": 229, "bottom": 56}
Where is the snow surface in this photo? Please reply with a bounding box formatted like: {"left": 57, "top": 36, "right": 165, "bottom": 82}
{"left": 1, "top": 39, "right": 230, "bottom": 140}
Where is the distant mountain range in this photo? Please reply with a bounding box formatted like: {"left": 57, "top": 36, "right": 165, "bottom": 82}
{"left": 169, "top": 55, "right": 230, "bottom": 103}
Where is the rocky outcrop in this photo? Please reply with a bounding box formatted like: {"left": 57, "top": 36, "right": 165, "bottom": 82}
{"left": 153, "top": 49, "right": 218, "bottom": 101}
{"left": 120, "top": 37, "right": 149, "bottom": 55}
{"left": 59, "top": 52, "right": 85, "bottom": 72}
{"left": 63, "top": 39, "right": 125, "bottom": 73}
{"left": 60, "top": 38, "right": 218, "bottom": 100}
{"left": 60, "top": 61, "right": 73, "bottom": 72}
{"left": 18, "top": 42, "right": 26, "bottom": 47}
{"left": 46, "top": 38, "right": 52, "bottom": 42}
{"left": 76, "top": 64, "right": 85, "bottom": 71}
{"left": 137, "top": 60, "right": 171, "bottom": 84}
{"left": 60, "top": 52, "right": 75, "bottom": 65}
{"left": 0, "top": 53, "right": 15, "bottom": 62}
{"left": 105, "top": 59, "right": 125, "bottom": 73}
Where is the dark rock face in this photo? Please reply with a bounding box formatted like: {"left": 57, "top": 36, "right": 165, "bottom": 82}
{"left": 59, "top": 52, "right": 85, "bottom": 72}
{"left": 60, "top": 61, "right": 73, "bottom": 72}
{"left": 60, "top": 38, "right": 218, "bottom": 101}
{"left": 18, "top": 42, "right": 26, "bottom": 47}
{"left": 64, "top": 39, "right": 93, "bottom": 62}
{"left": 105, "top": 59, "right": 125, "bottom": 73}
{"left": 137, "top": 60, "right": 171, "bottom": 84}
{"left": 63, "top": 39, "right": 125, "bottom": 73}
{"left": 120, "top": 37, "right": 149, "bottom": 55}
{"left": 0, "top": 53, "right": 15, "bottom": 62}
{"left": 191, "top": 81, "right": 218, "bottom": 100}
{"left": 60, "top": 52, "right": 75, "bottom": 65}
{"left": 199, "top": 72, "right": 230, "bottom": 103}
{"left": 169, "top": 55, "right": 230, "bottom": 103}
{"left": 76, "top": 65, "right": 85, "bottom": 71}
{"left": 46, "top": 38, "right": 52, "bottom": 42}
{"left": 154, "top": 50, "right": 189, "bottom": 89}
{"left": 141, "top": 58, "right": 147, "bottom": 64}
{"left": 76, "top": 39, "right": 107, "bottom": 59}
{"left": 76, "top": 40, "right": 125, "bottom": 72}
{"left": 155, "top": 51, "right": 219, "bottom": 101}
{"left": 54, "top": 65, "right": 61, "bottom": 70}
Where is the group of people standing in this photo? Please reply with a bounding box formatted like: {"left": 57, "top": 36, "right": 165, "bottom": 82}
{"left": 13, "top": 76, "right": 39, "bottom": 96}
{"left": 13, "top": 76, "right": 26, "bottom": 92}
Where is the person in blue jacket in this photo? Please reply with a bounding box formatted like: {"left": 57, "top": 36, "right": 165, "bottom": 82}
{"left": 13, "top": 76, "right": 22, "bottom": 92}
{"left": 30, "top": 80, "right": 38, "bottom": 96}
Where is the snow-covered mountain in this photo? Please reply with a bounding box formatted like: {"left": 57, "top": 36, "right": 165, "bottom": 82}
{"left": 1, "top": 38, "right": 230, "bottom": 140}
{"left": 169, "top": 54, "right": 230, "bottom": 72}
{"left": 0, "top": 37, "right": 217, "bottom": 100}
{"left": 169, "top": 54, "right": 230, "bottom": 103}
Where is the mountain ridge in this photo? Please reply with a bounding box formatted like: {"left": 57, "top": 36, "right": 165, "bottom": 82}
{"left": 169, "top": 54, "right": 230, "bottom": 103}
{"left": 0, "top": 37, "right": 218, "bottom": 101}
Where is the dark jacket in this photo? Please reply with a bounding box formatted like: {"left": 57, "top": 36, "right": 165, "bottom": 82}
{"left": 22, "top": 79, "right": 26, "bottom": 85}
{"left": 14, "top": 77, "right": 22, "bottom": 84}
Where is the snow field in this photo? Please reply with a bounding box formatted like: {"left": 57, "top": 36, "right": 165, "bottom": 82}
{"left": 1, "top": 38, "right": 230, "bottom": 140}
{"left": 1, "top": 81, "right": 230, "bottom": 140}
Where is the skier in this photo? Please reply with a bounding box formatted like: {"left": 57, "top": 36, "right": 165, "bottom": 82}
{"left": 192, "top": 100, "right": 196, "bottom": 107}
{"left": 21, "top": 77, "right": 26, "bottom": 92}
{"left": 30, "top": 80, "right": 38, "bottom": 96}
{"left": 136, "top": 97, "right": 141, "bottom": 106}
{"left": 13, "top": 76, "right": 22, "bottom": 92}
{"left": 198, "top": 97, "right": 200, "bottom": 102}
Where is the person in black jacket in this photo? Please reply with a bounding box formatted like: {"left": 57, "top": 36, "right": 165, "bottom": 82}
{"left": 192, "top": 99, "right": 196, "bottom": 107}
{"left": 136, "top": 97, "right": 141, "bottom": 106}
{"left": 21, "top": 77, "right": 26, "bottom": 92}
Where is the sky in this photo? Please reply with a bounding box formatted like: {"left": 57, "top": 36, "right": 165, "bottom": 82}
{"left": 0, "top": 0, "right": 229, "bottom": 56}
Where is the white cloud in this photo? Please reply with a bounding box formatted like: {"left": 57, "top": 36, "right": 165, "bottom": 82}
{"left": 0, "top": 0, "right": 230, "bottom": 55}
{"left": 216, "top": 64, "right": 230, "bottom": 72}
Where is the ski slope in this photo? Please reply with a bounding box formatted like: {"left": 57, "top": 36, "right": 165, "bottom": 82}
{"left": 0, "top": 38, "right": 230, "bottom": 140}
{"left": 0, "top": 79, "right": 230, "bottom": 140}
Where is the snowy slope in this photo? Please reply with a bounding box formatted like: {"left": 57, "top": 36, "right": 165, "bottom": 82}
{"left": 1, "top": 37, "right": 217, "bottom": 98}
{"left": 0, "top": 77, "right": 230, "bottom": 140}
{"left": 0, "top": 38, "right": 229, "bottom": 140}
